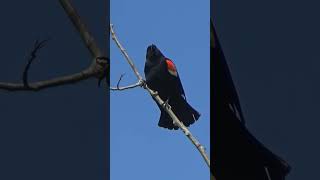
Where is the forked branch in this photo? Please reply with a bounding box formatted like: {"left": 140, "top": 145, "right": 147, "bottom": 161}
{"left": 110, "top": 74, "right": 143, "bottom": 91}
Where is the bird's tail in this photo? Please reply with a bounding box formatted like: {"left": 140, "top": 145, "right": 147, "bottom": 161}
{"left": 158, "top": 96, "right": 200, "bottom": 130}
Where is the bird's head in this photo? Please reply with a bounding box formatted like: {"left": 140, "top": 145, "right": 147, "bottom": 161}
{"left": 146, "top": 44, "right": 163, "bottom": 62}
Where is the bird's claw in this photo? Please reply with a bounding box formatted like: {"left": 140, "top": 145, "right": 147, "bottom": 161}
{"left": 151, "top": 90, "right": 158, "bottom": 96}
{"left": 162, "top": 98, "right": 171, "bottom": 109}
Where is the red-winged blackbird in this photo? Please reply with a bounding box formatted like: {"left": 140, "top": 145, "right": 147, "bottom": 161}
{"left": 144, "top": 44, "right": 200, "bottom": 130}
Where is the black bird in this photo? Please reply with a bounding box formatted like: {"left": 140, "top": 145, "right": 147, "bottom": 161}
{"left": 144, "top": 44, "right": 200, "bottom": 130}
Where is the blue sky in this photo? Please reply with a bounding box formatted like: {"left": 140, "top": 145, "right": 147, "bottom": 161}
{"left": 110, "top": 0, "right": 210, "bottom": 179}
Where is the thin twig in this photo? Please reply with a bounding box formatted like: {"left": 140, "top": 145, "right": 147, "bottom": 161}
{"left": 22, "top": 39, "right": 50, "bottom": 88}
{"left": 110, "top": 24, "right": 211, "bottom": 169}
{"left": 116, "top": 73, "right": 125, "bottom": 88}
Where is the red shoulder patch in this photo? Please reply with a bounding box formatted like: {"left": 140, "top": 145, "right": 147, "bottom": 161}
{"left": 166, "top": 59, "right": 176, "bottom": 72}
{"left": 166, "top": 59, "right": 178, "bottom": 76}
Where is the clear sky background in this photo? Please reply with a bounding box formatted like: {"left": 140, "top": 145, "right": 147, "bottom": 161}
{"left": 214, "top": 0, "right": 320, "bottom": 179}
{"left": 110, "top": 0, "right": 210, "bottom": 180}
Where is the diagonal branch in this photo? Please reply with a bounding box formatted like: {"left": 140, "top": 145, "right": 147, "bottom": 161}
{"left": 110, "top": 24, "right": 211, "bottom": 169}
{"left": 110, "top": 24, "right": 143, "bottom": 80}
{"left": 0, "top": 0, "right": 108, "bottom": 91}
{"left": 59, "top": 0, "right": 102, "bottom": 58}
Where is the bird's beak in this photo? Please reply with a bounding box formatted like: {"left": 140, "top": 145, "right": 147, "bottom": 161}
{"left": 146, "top": 45, "right": 154, "bottom": 60}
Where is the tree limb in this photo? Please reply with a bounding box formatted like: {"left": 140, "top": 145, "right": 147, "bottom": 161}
{"left": 110, "top": 24, "right": 211, "bottom": 169}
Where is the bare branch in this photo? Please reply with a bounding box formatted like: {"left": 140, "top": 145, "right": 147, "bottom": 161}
{"left": 110, "top": 24, "right": 211, "bottom": 169}
{"left": 0, "top": 0, "right": 108, "bottom": 91}
{"left": 110, "top": 78, "right": 143, "bottom": 91}
{"left": 0, "top": 65, "right": 98, "bottom": 91}
{"left": 110, "top": 83, "right": 142, "bottom": 91}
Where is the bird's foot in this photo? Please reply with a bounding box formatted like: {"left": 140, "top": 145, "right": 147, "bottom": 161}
{"left": 162, "top": 98, "right": 171, "bottom": 109}
{"left": 150, "top": 90, "right": 158, "bottom": 96}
